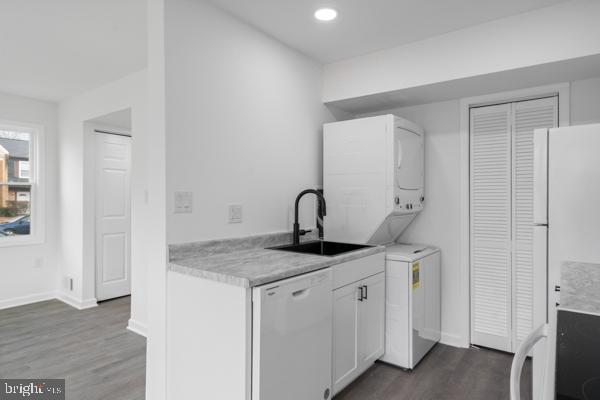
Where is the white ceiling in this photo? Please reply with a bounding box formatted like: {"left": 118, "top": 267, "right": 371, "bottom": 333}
{"left": 209, "top": 0, "right": 568, "bottom": 63}
{"left": 0, "top": 0, "right": 147, "bottom": 102}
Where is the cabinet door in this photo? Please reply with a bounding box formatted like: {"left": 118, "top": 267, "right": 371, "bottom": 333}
{"left": 332, "top": 283, "right": 360, "bottom": 395}
{"left": 358, "top": 272, "right": 385, "bottom": 369}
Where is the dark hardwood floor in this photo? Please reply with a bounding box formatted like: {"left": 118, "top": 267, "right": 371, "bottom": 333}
{"left": 0, "top": 297, "right": 146, "bottom": 400}
{"left": 335, "top": 344, "right": 531, "bottom": 400}
{"left": 1, "top": 297, "right": 529, "bottom": 400}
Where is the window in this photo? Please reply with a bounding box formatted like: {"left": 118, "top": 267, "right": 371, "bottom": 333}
{"left": 0, "top": 126, "right": 35, "bottom": 239}
{"left": 18, "top": 161, "right": 30, "bottom": 179}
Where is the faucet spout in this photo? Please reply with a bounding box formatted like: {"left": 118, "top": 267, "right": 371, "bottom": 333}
{"left": 293, "top": 189, "right": 327, "bottom": 245}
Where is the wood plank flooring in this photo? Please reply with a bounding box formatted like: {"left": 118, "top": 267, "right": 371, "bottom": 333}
{"left": 0, "top": 297, "right": 146, "bottom": 400}
{"left": 336, "top": 344, "right": 531, "bottom": 400}
{"left": 1, "top": 297, "right": 529, "bottom": 400}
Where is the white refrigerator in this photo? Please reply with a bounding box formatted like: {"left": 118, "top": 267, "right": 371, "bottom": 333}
{"left": 530, "top": 124, "right": 600, "bottom": 400}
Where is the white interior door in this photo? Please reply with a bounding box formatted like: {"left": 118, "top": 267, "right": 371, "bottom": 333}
{"left": 95, "top": 132, "right": 131, "bottom": 301}
{"left": 470, "top": 103, "right": 513, "bottom": 352}
{"left": 511, "top": 98, "right": 557, "bottom": 349}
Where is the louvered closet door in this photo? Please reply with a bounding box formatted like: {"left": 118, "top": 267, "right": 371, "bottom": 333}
{"left": 470, "top": 104, "right": 513, "bottom": 352}
{"left": 470, "top": 97, "right": 558, "bottom": 352}
{"left": 511, "top": 97, "right": 557, "bottom": 349}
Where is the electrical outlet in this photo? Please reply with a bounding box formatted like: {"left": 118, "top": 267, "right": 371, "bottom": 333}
{"left": 64, "top": 276, "right": 74, "bottom": 291}
{"left": 33, "top": 258, "right": 43, "bottom": 269}
{"left": 174, "top": 191, "right": 193, "bottom": 214}
{"left": 228, "top": 204, "right": 243, "bottom": 224}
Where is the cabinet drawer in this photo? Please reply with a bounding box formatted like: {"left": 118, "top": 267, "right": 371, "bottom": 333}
{"left": 333, "top": 253, "right": 385, "bottom": 290}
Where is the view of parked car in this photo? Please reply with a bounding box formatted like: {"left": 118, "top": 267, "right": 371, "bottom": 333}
{"left": 0, "top": 214, "right": 30, "bottom": 235}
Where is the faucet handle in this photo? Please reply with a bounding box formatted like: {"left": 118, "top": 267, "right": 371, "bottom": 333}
{"left": 299, "top": 229, "right": 312, "bottom": 236}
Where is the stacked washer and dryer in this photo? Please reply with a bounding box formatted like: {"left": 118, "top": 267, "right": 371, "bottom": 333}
{"left": 324, "top": 114, "right": 441, "bottom": 369}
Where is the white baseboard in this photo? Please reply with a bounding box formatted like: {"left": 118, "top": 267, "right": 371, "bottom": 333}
{"left": 127, "top": 318, "right": 148, "bottom": 337}
{"left": 57, "top": 292, "right": 98, "bottom": 310}
{"left": 441, "top": 332, "right": 469, "bottom": 348}
{"left": 0, "top": 292, "right": 56, "bottom": 310}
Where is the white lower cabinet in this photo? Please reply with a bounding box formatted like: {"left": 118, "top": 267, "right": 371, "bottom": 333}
{"left": 166, "top": 253, "right": 385, "bottom": 400}
{"left": 359, "top": 273, "right": 386, "bottom": 366}
{"left": 333, "top": 283, "right": 360, "bottom": 393}
{"left": 333, "top": 271, "right": 385, "bottom": 395}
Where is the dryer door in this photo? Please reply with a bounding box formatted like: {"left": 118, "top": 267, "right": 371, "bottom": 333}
{"left": 395, "top": 128, "right": 424, "bottom": 191}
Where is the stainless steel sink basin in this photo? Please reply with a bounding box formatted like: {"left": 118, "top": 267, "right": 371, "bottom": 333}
{"left": 267, "top": 240, "right": 374, "bottom": 256}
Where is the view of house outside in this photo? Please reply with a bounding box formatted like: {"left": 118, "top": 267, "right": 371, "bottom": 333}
{"left": 0, "top": 130, "right": 31, "bottom": 236}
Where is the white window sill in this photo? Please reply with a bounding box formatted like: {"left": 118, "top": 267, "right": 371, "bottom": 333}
{"left": 0, "top": 235, "right": 45, "bottom": 248}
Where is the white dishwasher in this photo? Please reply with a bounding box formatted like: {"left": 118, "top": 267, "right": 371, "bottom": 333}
{"left": 252, "top": 268, "right": 333, "bottom": 400}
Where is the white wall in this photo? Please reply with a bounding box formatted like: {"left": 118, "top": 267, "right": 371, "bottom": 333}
{"left": 571, "top": 76, "right": 600, "bottom": 125}
{"left": 357, "top": 76, "right": 600, "bottom": 347}
{"left": 58, "top": 71, "right": 149, "bottom": 330}
{"left": 165, "top": 0, "right": 336, "bottom": 245}
{"left": 0, "top": 92, "right": 59, "bottom": 308}
{"left": 323, "top": 0, "right": 600, "bottom": 102}
{"left": 145, "top": 0, "right": 168, "bottom": 396}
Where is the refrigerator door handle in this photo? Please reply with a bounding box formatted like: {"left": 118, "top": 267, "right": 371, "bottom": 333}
{"left": 533, "top": 128, "right": 549, "bottom": 225}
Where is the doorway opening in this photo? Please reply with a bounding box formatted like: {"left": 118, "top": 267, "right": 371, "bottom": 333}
{"left": 87, "top": 109, "right": 132, "bottom": 301}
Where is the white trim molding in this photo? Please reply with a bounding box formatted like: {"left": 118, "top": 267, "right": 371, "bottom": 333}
{"left": 1, "top": 292, "right": 98, "bottom": 311}
{"left": 458, "top": 82, "right": 571, "bottom": 349}
{"left": 127, "top": 318, "right": 148, "bottom": 337}
{"left": 441, "top": 332, "right": 468, "bottom": 349}
{"left": 56, "top": 292, "right": 98, "bottom": 310}
{"left": 0, "top": 291, "right": 56, "bottom": 310}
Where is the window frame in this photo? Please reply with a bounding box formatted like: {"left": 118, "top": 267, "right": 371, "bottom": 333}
{"left": 0, "top": 120, "right": 44, "bottom": 247}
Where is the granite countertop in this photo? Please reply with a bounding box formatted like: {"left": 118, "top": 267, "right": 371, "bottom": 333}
{"left": 168, "top": 232, "right": 385, "bottom": 288}
{"left": 560, "top": 261, "right": 600, "bottom": 315}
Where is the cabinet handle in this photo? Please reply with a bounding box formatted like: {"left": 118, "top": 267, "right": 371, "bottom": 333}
{"left": 358, "top": 286, "right": 364, "bottom": 301}
{"left": 363, "top": 285, "right": 368, "bottom": 300}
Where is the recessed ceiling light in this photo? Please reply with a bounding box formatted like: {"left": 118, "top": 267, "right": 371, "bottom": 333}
{"left": 314, "top": 8, "right": 338, "bottom": 22}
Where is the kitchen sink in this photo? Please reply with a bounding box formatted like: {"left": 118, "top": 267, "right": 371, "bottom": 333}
{"left": 267, "top": 240, "right": 374, "bottom": 256}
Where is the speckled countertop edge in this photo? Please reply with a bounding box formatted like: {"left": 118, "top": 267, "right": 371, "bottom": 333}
{"left": 560, "top": 261, "right": 600, "bottom": 315}
{"left": 168, "top": 232, "right": 385, "bottom": 288}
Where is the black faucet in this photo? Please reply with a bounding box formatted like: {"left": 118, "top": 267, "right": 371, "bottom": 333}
{"left": 293, "top": 189, "right": 327, "bottom": 245}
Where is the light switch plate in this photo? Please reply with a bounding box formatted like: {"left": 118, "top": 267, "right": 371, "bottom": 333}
{"left": 174, "top": 191, "right": 193, "bottom": 214}
{"left": 228, "top": 204, "right": 243, "bottom": 223}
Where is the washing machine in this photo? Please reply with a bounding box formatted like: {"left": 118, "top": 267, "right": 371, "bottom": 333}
{"left": 323, "top": 114, "right": 425, "bottom": 245}
{"left": 381, "top": 243, "right": 441, "bottom": 369}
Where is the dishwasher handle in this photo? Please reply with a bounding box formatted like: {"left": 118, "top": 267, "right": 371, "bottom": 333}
{"left": 292, "top": 288, "right": 311, "bottom": 299}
